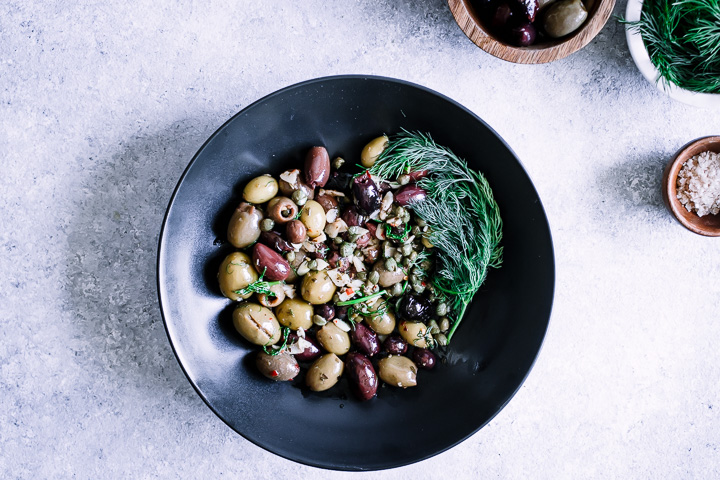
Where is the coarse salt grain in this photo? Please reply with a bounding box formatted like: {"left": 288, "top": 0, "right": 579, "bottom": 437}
{"left": 676, "top": 150, "right": 720, "bottom": 217}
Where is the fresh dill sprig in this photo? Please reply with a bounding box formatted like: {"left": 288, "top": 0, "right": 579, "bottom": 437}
{"left": 622, "top": 0, "right": 720, "bottom": 93}
{"left": 233, "top": 268, "right": 284, "bottom": 297}
{"left": 370, "top": 130, "right": 503, "bottom": 343}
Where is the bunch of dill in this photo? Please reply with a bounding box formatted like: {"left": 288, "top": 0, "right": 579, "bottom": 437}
{"left": 624, "top": 0, "right": 720, "bottom": 94}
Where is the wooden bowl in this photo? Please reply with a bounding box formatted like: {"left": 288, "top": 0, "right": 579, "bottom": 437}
{"left": 448, "top": 0, "right": 615, "bottom": 63}
{"left": 662, "top": 136, "right": 720, "bottom": 237}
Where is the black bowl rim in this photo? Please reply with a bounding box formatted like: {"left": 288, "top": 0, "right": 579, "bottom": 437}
{"left": 156, "top": 74, "right": 556, "bottom": 471}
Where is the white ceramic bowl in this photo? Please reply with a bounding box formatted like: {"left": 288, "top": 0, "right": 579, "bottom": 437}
{"left": 625, "top": 0, "right": 720, "bottom": 108}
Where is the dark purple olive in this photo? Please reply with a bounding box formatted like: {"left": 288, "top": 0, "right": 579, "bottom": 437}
{"left": 491, "top": 3, "right": 514, "bottom": 30}
{"left": 315, "top": 304, "right": 335, "bottom": 321}
{"left": 398, "top": 294, "right": 432, "bottom": 321}
{"left": 259, "top": 231, "right": 293, "bottom": 253}
{"left": 288, "top": 332, "right": 322, "bottom": 362}
{"left": 515, "top": 0, "right": 538, "bottom": 21}
{"left": 383, "top": 334, "right": 408, "bottom": 355}
{"left": 407, "top": 170, "right": 429, "bottom": 181}
{"left": 252, "top": 243, "right": 290, "bottom": 281}
{"left": 476, "top": 0, "right": 498, "bottom": 12}
{"left": 394, "top": 185, "right": 427, "bottom": 206}
{"left": 510, "top": 22, "right": 537, "bottom": 46}
{"left": 352, "top": 171, "right": 381, "bottom": 214}
{"left": 341, "top": 205, "right": 367, "bottom": 227}
{"left": 351, "top": 322, "right": 380, "bottom": 357}
{"left": 345, "top": 352, "right": 378, "bottom": 401}
{"left": 327, "top": 251, "right": 350, "bottom": 271}
{"left": 334, "top": 305, "right": 349, "bottom": 320}
{"left": 412, "top": 348, "right": 437, "bottom": 370}
{"left": 304, "top": 146, "right": 330, "bottom": 188}
{"left": 325, "top": 171, "right": 354, "bottom": 191}
{"left": 306, "top": 243, "right": 329, "bottom": 259}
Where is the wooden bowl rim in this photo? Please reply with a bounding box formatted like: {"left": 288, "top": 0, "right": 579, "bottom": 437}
{"left": 448, "top": 0, "right": 616, "bottom": 64}
{"left": 662, "top": 136, "right": 720, "bottom": 237}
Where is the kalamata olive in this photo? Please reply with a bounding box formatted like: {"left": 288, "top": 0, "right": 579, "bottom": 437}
{"left": 256, "top": 351, "right": 300, "bottom": 381}
{"left": 399, "top": 320, "right": 429, "bottom": 348}
{"left": 288, "top": 332, "right": 322, "bottom": 362}
{"left": 515, "top": 0, "right": 539, "bottom": 21}
{"left": 351, "top": 322, "right": 380, "bottom": 357}
{"left": 412, "top": 348, "right": 437, "bottom": 370}
{"left": 345, "top": 352, "right": 379, "bottom": 401}
{"left": 243, "top": 174, "right": 278, "bottom": 204}
{"left": 275, "top": 297, "right": 314, "bottom": 330}
{"left": 334, "top": 305, "right": 349, "bottom": 320}
{"left": 360, "top": 135, "right": 388, "bottom": 168}
{"left": 252, "top": 243, "right": 291, "bottom": 281}
{"left": 383, "top": 334, "right": 408, "bottom": 355}
{"left": 301, "top": 270, "right": 337, "bottom": 305}
{"left": 317, "top": 322, "right": 351, "bottom": 355}
{"left": 352, "top": 171, "right": 381, "bottom": 214}
{"left": 285, "top": 219, "right": 307, "bottom": 244}
{"left": 300, "top": 199, "right": 327, "bottom": 238}
{"left": 306, "top": 243, "right": 329, "bottom": 259}
{"left": 407, "top": 170, "right": 429, "bottom": 181}
{"left": 543, "top": 0, "right": 588, "bottom": 38}
{"left": 259, "top": 231, "right": 293, "bottom": 253}
{"left": 227, "top": 202, "right": 263, "bottom": 248}
{"left": 267, "top": 197, "right": 298, "bottom": 224}
{"left": 511, "top": 22, "right": 537, "bottom": 46}
{"left": 325, "top": 171, "right": 354, "bottom": 192}
{"left": 306, "top": 353, "right": 344, "bottom": 391}
{"left": 365, "top": 309, "right": 396, "bottom": 335}
{"left": 304, "top": 146, "right": 331, "bottom": 188}
{"left": 378, "top": 355, "right": 418, "bottom": 388}
{"left": 327, "top": 251, "right": 350, "bottom": 271}
{"left": 394, "top": 185, "right": 427, "bottom": 206}
{"left": 315, "top": 304, "right": 335, "bottom": 321}
{"left": 491, "top": 3, "right": 514, "bottom": 30}
{"left": 315, "top": 194, "right": 338, "bottom": 213}
{"left": 218, "top": 252, "right": 258, "bottom": 301}
{"left": 256, "top": 283, "right": 285, "bottom": 308}
{"left": 341, "top": 205, "right": 367, "bottom": 227}
{"left": 398, "top": 294, "right": 432, "bottom": 321}
{"left": 232, "top": 303, "right": 281, "bottom": 346}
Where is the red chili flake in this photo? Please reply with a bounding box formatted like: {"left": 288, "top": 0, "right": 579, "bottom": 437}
{"left": 345, "top": 288, "right": 354, "bottom": 295}
{"left": 271, "top": 370, "right": 279, "bottom": 377}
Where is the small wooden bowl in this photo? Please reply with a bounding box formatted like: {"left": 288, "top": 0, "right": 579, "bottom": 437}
{"left": 448, "top": 0, "right": 615, "bottom": 64}
{"left": 662, "top": 136, "right": 720, "bottom": 237}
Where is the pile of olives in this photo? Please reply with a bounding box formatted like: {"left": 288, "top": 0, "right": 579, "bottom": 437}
{"left": 216, "top": 136, "right": 453, "bottom": 401}
{"left": 476, "top": 0, "right": 590, "bottom": 47}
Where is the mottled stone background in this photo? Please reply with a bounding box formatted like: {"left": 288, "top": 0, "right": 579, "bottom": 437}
{"left": 1, "top": 1, "right": 719, "bottom": 478}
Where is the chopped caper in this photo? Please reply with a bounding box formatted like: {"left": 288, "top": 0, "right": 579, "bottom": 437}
{"left": 436, "top": 302, "right": 448, "bottom": 316}
{"left": 439, "top": 317, "right": 450, "bottom": 332}
{"left": 391, "top": 282, "right": 404, "bottom": 296}
{"left": 260, "top": 218, "right": 275, "bottom": 232}
{"left": 291, "top": 189, "right": 308, "bottom": 206}
{"left": 368, "top": 271, "right": 380, "bottom": 284}
{"left": 340, "top": 242, "right": 354, "bottom": 258}
{"left": 434, "top": 333, "right": 448, "bottom": 346}
{"left": 332, "top": 156, "right": 345, "bottom": 169}
{"left": 356, "top": 271, "right": 368, "bottom": 281}
{"left": 385, "top": 257, "right": 397, "bottom": 272}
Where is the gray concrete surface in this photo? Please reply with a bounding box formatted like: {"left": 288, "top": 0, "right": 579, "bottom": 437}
{"left": 2, "top": 1, "right": 719, "bottom": 478}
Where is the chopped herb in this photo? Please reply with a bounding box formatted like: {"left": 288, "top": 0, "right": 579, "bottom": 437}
{"left": 262, "top": 327, "right": 290, "bottom": 356}
{"left": 336, "top": 290, "right": 387, "bottom": 306}
{"left": 234, "top": 268, "right": 285, "bottom": 297}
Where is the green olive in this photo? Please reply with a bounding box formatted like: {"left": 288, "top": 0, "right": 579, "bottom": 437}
{"left": 378, "top": 355, "right": 417, "bottom": 388}
{"left": 316, "top": 322, "right": 351, "bottom": 355}
{"left": 275, "top": 297, "right": 314, "bottom": 330}
{"left": 398, "top": 320, "right": 428, "bottom": 348}
{"left": 306, "top": 353, "right": 344, "bottom": 391}
{"left": 299, "top": 200, "right": 326, "bottom": 238}
{"left": 256, "top": 283, "right": 286, "bottom": 308}
{"left": 232, "top": 303, "right": 281, "bottom": 346}
{"left": 218, "top": 252, "right": 258, "bottom": 301}
{"left": 301, "top": 270, "right": 336, "bottom": 305}
{"left": 543, "top": 0, "right": 588, "bottom": 38}
{"left": 361, "top": 135, "right": 389, "bottom": 168}
{"left": 365, "top": 309, "right": 396, "bottom": 335}
{"left": 243, "top": 174, "right": 279, "bottom": 204}
{"left": 256, "top": 351, "right": 299, "bottom": 381}
{"left": 227, "top": 202, "right": 263, "bottom": 248}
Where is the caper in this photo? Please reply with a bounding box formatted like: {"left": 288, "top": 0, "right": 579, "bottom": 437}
{"left": 401, "top": 244, "right": 413, "bottom": 256}
{"left": 308, "top": 259, "right": 318, "bottom": 270}
{"left": 332, "top": 293, "right": 341, "bottom": 303}
{"left": 395, "top": 206, "right": 406, "bottom": 217}
{"left": 340, "top": 242, "right": 354, "bottom": 258}
{"left": 401, "top": 257, "right": 411, "bottom": 267}
{"left": 411, "top": 226, "right": 422, "bottom": 236}
{"left": 391, "top": 283, "right": 404, "bottom": 296}
{"left": 292, "top": 189, "right": 308, "bottom": 206}
{"left": 393, "top": 252, "right": 403, "bottom": 263}
{"left": 409, "top": 251, "right": 418, "bottom": 261}
{"left": 436, "top": 302, "right": 448, "bottom": 316}
{"left": 368, "top": 271, "right": 380, "bottom": 285}
{"left": 398, "top": 174, "right": 411, "bottom": 185}
{"left": 401, "top": 212, "right": 411, "bottom": 224}
{"left": 428, "top": 293, "right": 436, "bottom": 302}
{"left": 354, "top": 248, "right": 362, "bottom": 257}
{"left": 313, "top": 314, "right": 327, "bottom": 326}
{"left": 428, "top": 319, "right": 440, "bottom": 335}
{"left": 334, "top": 236, "right": 344, "bottom": 245}
{"left": 416, "top": 218, "right": 427, "bottom": 227}
{"left": 439, "top": 317, "right": 450, "bottom": 332}
{"left": 412, "top": 284, "right": 425, "bottom": 294}
{"left": 332, "top": 156, "right": 345, "bottom": 169}
{"left": 356, "top": 271, "right": 368, "bottom": 281}
{"left": 420, "top": 260, "right": 432, "bottom": 271}
{"left": 385, "top": 257, "right": 397, "bottom": 272}
{"left": 286, "top": 251, "right": 296, "bottom": 262}
{"left": 434, "top": 333, "right": 448, "bottom": 346}
{"left": 348, "top": 225, "right": 360, "bottom": 235}
{"left": 261, "top": 218, "right": 275, "bottom": 232}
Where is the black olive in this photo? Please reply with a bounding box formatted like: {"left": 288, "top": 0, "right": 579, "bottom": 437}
{"left": 326, "top": 171, "right": 354, "bottom": 192}
{"left": 352, "top": 171, "right": 381, "bottom": 214}
{"left": 398, "top": 294, "right": 432, "bottom": 321}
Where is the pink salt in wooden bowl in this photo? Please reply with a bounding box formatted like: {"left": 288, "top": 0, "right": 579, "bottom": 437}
{"left": 662, "top": 136, "right": 720, "bottom": 237}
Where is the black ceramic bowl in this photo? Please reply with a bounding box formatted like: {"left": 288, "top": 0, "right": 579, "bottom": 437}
{"left": 157, "top": 75, "right": 554, "bottom": 471}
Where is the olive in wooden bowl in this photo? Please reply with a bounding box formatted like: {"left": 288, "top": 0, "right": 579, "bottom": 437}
{"left": 447, "top": 0, "right": 615, "bottom": 63}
